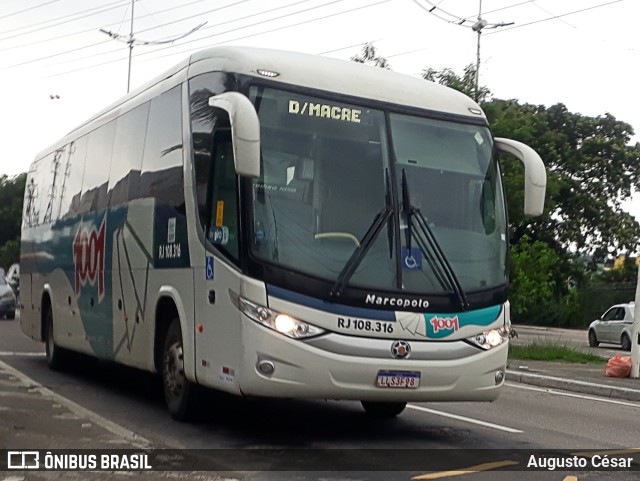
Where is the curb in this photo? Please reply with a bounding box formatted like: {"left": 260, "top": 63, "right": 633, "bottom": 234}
{"left": 506, "top": 370, "right": 640, "bottom": 402}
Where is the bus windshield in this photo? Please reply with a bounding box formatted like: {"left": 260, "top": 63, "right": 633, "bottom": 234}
{"left": 249, "top": 86, "right": 507, "bottom": 295}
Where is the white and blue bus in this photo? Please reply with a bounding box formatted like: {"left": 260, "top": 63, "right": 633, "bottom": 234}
{"left": 20, "top": 46, "right": 546, "bottom": 420}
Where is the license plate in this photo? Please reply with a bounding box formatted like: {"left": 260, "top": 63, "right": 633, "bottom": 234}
{"left": 376, "top": 371, "right": 420, "bottom": 389}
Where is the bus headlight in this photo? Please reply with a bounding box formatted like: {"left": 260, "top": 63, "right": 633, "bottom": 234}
{"left": 236, "top": 296, "right": 325, "bottom": 339}
{"left": 467, "top": 326, "right": 510, "bottom": 350}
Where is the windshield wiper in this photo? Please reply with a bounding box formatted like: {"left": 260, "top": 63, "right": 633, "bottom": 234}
{"left": 401, "top": 169, "right": 469, "bottom": 310}
{"left": 330, "top": 170, "right": 393, "bottom": 298}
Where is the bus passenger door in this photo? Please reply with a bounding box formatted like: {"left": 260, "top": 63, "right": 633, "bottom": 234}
{"left": 192, "top": 129, "right": 244, "bottom": 394}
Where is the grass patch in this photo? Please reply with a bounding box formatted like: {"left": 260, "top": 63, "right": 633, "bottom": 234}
{"left": 509, "top": 342, "right": 606, "bottom": 364}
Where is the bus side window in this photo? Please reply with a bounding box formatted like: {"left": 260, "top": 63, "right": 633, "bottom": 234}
{"left": 79, "top": 121, "right": 115, "bottom": 214}
{"left": 139, "top": 86, "right": 183, "bottom": 208}
{"left": 206, "top": 129, "right": 239, "bottom": 261}
{"left": 108, "top": 103, "right": 149, "bottom": 207}
{"left": 58, "top": 137, "right": 88, "bottom": 220}
{"left": 188, "top": 72, "right": 235, "bottom": 230}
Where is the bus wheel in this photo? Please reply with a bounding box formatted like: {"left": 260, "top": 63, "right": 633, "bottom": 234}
{"left": 162, "top": 319, "right": 200, "bottom": 421}
{"left": 44, "top": 304, "right": 69, "bottom": 371}
{"left": 361, "top": 401, "right": 407, "bottom": 418}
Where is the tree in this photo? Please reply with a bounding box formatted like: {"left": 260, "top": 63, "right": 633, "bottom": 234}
{"left": 0, "top": 174, "right": 26, "bottom": 268}
{"left": 421, "top": 64, "right": 491, "bottom": 104}
{"left": 509, "top": 236, "right": 558, "bottom": 322}
{"left": 350, "top": 43, "right": 390, "bottom": 69}
{"left": 484, "top": 100, "right": 640, "bottom": 258}
{"left": 0, "top": 238, "right": 20, "bottom": 270}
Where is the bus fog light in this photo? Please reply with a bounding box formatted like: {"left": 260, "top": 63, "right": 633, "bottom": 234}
{"left": 257, "top": 360, "right": 275, "bottom": 375}
{"left": 495, "top": 370, "right": 505, "bottom": 384}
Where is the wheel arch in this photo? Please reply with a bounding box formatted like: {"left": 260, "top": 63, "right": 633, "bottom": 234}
{"left": 153, "top": 287, "right": 195, "bottom": 381}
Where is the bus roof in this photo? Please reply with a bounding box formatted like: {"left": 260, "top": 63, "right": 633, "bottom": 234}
{"left": 34, "top": 46, "right": 486, "bottom": 162}
{"left": 188, "top": 46, "right": 486, "bottom": 120}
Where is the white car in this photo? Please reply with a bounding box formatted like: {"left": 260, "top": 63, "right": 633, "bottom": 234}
{"left": 588, "top": 302, "right": 635, "bottom": 351}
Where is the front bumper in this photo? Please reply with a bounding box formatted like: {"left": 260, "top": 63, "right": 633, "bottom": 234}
{"left": 238, "top": 316, "right": 508, "bottom": 402}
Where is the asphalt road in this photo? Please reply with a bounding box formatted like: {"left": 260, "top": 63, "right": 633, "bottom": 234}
{"left": 1, "top": 314, "right": 638, "bottom": 481}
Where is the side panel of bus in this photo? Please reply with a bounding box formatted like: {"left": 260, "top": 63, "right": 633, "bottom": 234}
{"left": 20, "top": 82, "right": 194, "bottom": 374}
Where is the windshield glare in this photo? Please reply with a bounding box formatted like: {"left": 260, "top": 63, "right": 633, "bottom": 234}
{"left": 249, "top": 87, "right": 507, "bottom": 295}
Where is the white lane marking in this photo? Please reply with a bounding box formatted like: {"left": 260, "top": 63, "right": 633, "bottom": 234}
{"left": 0, "top": 359, "right": 151, "bottom": 448}
{"left": 407, "top": 404, "right": 523, "bottom": 433}
{"left": 506, "top": 381, "right": 640, "bottom": 408}
{"left": 0, "top": 352, "right": 45, "bottom": 357}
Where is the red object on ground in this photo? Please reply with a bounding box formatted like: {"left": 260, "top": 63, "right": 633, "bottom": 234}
{"left": 605, "top": 353, "right": 632, "bottom": 378}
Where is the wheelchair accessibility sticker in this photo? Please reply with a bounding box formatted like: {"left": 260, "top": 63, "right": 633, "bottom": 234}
{"left": 206, "top": 256, "right": 214, "bottom": 280}
{"left": 402, "top": 247, "right": 422, "bottom": 270}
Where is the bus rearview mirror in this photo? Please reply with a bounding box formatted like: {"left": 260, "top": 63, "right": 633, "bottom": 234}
{"left": 208, "top": 92, "right": 261, "bottom": 178}
{"left": 494, "top": 137, "right": 547, "bottom": 217}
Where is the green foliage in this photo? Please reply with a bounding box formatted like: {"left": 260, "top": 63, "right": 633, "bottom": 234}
{"left": 509, "top": 342, "right": 605, "bottom": 364}
{"left": 0, "top": 238, "right": 20, "bottom": 269}
{"left": 599, "top": 257, "right": 639, "bottom": 283}
{"left": 508, "top": 236, "right": 586, "bottom": 326}
{"left": 578, "top": 283, "right": 635, "bottom": 327}
{"left": 509, "top": 236, "right": 558, "bottom": 320}
{"left": 483, "top": 100, "right": 640, "bottom": 258}
{"left": 350, "top": 43, "right": 390, "bottom": 69}
{"left": 421, "top": 64, "right": 491, "bottom": 103}
{"left": 0, "top": 174, "right": 26, "bottom": 269}
{"left": 0, "top": 174, "right": 26, "bottom": 246}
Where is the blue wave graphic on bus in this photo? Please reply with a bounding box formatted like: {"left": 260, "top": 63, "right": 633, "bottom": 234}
{"left": 268, "top": 284, "right": 502, "bottom": 339}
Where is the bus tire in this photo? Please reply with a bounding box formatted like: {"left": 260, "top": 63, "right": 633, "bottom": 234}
{"left": 162, "top": 318, "right": 200, "bottom": 421}
{"left": 44, "top": 303, "right": 70, "bottom": 371}
{"left": 361, "top": 401, "right": 407, "bottom": 418}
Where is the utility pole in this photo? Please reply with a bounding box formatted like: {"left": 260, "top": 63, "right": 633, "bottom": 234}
{"left": 417, "top": 0, "right": 513, "bottom": 102}
{"left": 470, "top": 0, "right": 512, "bottom": 102}
{"left": 100, "top": 0, "right": 206, "bottom": 93}
{"left": 126, "top": 0, "right": 135, "bottom": 94}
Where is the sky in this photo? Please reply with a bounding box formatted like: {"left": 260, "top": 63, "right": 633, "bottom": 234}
{"left": 1, "top": 0, "right": 638, "bottom": 220}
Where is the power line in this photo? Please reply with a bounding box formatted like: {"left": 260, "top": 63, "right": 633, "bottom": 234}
{"left": 485, "top": 0, "right": 624, "bottom": 36}
{"left": 454, "top": 0, "right": 536, "bottom": 24}
{"left": 0, "top": 0, "right": 248, "bottom": 70}
{"left": 0, "top": 0, "right": 63, "bottom": 22}
{"left": 0, "top": 0, "right": 128, "bottom": 42}
{"left": 531, "top": 2, "right": 576, "bottom": 29}
{"left": 413, "top": 0, "right": 514, "bottom": 101}
{"left": 133, "top": 0, "right": 391, "bottom": 66}
{"left": 99, "top": 0, "right": 208, "bottom": 92}
{"left": 1, "top": 39, "right": 112, "bottom": 71}
{"left": 36, "top": 0, "right": 339, "bottom": 72}
{"left": 44, "top": 0, "right": 390, "bottom": 79}
{"left": 317, "top": 40, "right": 384, "bottom": 56}
{"left": 0, "top": 0, "right": 213, "bottom": 49}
